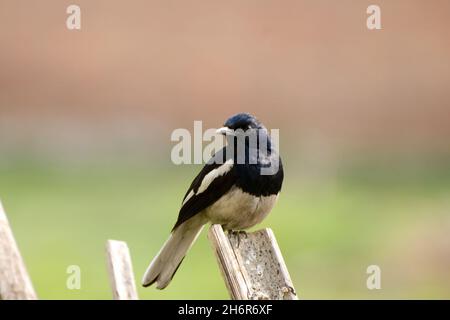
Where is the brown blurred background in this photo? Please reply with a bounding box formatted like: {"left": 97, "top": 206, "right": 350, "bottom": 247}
{"left": 1, "top": 0, "right": 449, "bottom": 159}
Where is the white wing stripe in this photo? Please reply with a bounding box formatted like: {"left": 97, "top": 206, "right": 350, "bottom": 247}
{"left": 182, "top": 190, "right": 195, "bottom": 206}
{"left": 181, "top": 159, "right": 234, "bottom": 206}
{"left": 197, "top": 159, "right": 233, "bottom": 195}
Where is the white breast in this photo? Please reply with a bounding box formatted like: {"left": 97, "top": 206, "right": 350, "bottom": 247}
{"left": 205, "top": 186, "right": 278, "bottom": 230}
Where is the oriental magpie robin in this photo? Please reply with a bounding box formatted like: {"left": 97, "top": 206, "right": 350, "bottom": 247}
{"left": 142, "top": 113, "right": 283, "bottom": 289}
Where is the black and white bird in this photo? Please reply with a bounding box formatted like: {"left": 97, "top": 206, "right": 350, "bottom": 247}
{"left": 142, "top": 113, "right": 284, "bottom": 289}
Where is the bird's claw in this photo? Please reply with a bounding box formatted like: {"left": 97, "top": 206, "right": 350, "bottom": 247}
{"left": 228, "top": 230, "right": 248, "bottom": 248}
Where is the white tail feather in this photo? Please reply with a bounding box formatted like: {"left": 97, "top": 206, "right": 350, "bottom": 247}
{"left": 142, "top": 215, "right": 205, "bottom": 289}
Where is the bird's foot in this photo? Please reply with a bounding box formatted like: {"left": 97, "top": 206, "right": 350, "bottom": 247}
{"left": 228, "top": 230, "right": 248, "bottom": 248}
{"left": 228, "top": 230, "right": 238, "bottom": 247}
{"left": 238, "top": 230, "right": 248, "bottom": 238}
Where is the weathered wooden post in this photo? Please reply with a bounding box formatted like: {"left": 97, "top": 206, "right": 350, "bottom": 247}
{"left": 208, "top": 224, "right": 297, "bottom": 300}
{"left": 105, "top": 240, "right": 139, "bottom": 300}
{"left": 0, "top": 200, "right": 37, "bottom": 300}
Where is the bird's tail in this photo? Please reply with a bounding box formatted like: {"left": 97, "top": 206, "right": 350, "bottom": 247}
{"left": 141, "top": 215, "right": 206, "bottom": 289}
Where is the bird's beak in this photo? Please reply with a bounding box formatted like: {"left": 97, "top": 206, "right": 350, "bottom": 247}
{"left": 216, "top": 126, "right": 234, "bottom": 136}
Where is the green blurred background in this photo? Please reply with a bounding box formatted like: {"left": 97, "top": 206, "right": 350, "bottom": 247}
{"left": 1, "top": 0, "right": 450, "bottom": 299}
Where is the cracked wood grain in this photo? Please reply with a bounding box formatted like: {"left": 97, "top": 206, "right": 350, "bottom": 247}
{"left": 0, "top": 200, "right": 37, "bottom": 300}
{"left": 208, "top": 224, "right": 297, "bottom": 300}
{"left": 105, "top": 240, "right": 138, "bottom": 300}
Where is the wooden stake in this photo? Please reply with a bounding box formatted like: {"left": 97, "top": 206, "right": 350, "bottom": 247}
{"left": 208, "top": 224, "right": 298, "bottom": 300}
{"left": 0, "top": 200, "right": 37, "bottom": 300}
{"left": 105, "top": 240, "right": 138, "bottom": 300}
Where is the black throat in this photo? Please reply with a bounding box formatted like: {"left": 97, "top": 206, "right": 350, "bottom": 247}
{"left": 227, "top": 129, "right": 284, "bottom": 197}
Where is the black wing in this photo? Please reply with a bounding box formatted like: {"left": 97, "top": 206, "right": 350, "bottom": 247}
{"left": 172, "top": 150, "right": 236, "bottom": 231}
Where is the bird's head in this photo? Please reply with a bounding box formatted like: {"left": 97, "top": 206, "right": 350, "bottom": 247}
{"left": 216, "top": 113, "right": 263, "bottom": 136}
